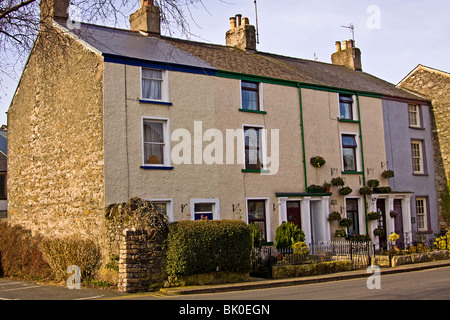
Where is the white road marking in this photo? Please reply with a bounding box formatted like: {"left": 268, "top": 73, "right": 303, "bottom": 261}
{"left": 1, "top": 285, "right": 41, "bottom": 292}
{"left": 73, "top": 295, "right": 104, "bottom": 300}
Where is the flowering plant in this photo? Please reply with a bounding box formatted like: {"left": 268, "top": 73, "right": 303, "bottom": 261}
{"left": 388, "top": 233, "right": 399, "bottom": 242}
{"left": 310, "top": 156, "right": 326, "bottom": 168}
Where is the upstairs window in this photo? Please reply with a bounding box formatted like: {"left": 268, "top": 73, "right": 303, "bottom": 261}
{"left": 241, "top": 81, "right": 261, "bottom": 111}
{"left": 342, "top": 134, "right": 358, "bottom": 172}
{"left": 411, "top": 140, "right": 425, "bottom": 174}
{"left": 142, "top": 118, "right": 170, "bottom": 167}
{"left": 408, "top": 104, "right": 421, "bottom": 128}
{"left": 244, "top": 126, "right": 262, "bottom": 170}
{"left": 339, "top": 94, "right": 355, "bottom": 120}
{"left": 142, "top": 68, "right": 163, "bottom": 100}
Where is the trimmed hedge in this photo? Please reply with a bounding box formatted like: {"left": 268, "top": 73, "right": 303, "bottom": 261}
{"left": 165, "top": 220, "right": 252, "bottom": 277}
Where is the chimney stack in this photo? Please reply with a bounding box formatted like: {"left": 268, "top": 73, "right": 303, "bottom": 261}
{"left": 130, "top": 0, "right": 161, "bottom": 36}
{"left": 226, "top": 14, "right": 257, "bottom": 52}
{"left": 331, "top": 39, "right": 362, "bottom": 71}
{"left": 40, "top": 0, "right": 69, "bottom": 21}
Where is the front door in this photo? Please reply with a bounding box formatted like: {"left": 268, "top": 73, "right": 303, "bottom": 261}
{"left": 394, "top": 199, "right": 404, "bottom": 246}
{"left": 287, "top": 201, "right": 301, "bottom": 229}
{"left": 377, "top": 199, "right": 387, "bottom": 247}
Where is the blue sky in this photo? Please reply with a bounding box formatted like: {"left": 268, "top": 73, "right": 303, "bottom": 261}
{"left": 0, "top": 0, "right": 449, "bottom": 126}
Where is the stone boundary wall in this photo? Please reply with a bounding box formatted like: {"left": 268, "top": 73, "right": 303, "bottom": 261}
{"left": 118, "top": 228, "right": 166, "bottom": 293}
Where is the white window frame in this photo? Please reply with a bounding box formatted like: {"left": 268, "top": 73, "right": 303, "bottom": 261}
{"left": 141, "top": 117, "right": 171, "bottom": 167}
{"left": 242, "top": 124, "right": 268, "bottom": 171}
{"left": 190, "top": 198, "right": 220, "bottom": 221}
{"left": 411, "top": 140, "right": 424, "bottom": 174}
{"left": 340, "top": 132, "right": 361, "bottom": 172}
{"left": 338, "top": 94, "right": 357, "bottom": 121}
{"left": 408, "top": 104, "right": 421, "bottom": 128}
{"left": 415, "top": 197, "right": 428, "bottom": 232}
{"left": 240, "top": 80, "right": 264, "bottom": 111}
{"left": 140, "top": 67, "right": 169, "bottom": 102}
{"left": 148, "top": 198, "right": 174, "bottom": 222}
{"left": 246, "top": 197, "right": 271, "bottom": 242}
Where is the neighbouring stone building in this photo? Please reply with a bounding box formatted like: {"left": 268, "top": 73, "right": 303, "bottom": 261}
{"left": 398, "top": 64, "right": 450, "bottom": 229}
{"left": 7, "top": 0, "right": 438, "bottom": 262}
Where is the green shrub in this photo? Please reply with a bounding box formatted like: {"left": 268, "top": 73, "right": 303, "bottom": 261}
{"left": 40, "top": 234, "right": 101, "bottom": 281}
{"left": 165, "top": 220, "right": 252, "bottom": 278}
{"left": 275, "top": 222, "right": 305, "bottom": 249}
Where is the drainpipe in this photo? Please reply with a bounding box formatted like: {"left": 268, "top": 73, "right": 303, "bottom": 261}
{"left": 356, "top": 93, "right": 369, "bottom": 235}
{"left": 297, "top": 84, "right": 308, "bottom": 191}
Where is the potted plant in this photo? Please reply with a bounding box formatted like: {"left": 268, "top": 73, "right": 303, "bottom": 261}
{"left": 331, "top": 177, "right": 345, "bottom": 187}
{"left": 339, "top": 186, "right": 353, "bottom": 195}
{"left": 367, "top": 211, "right": 382, "bottom": 221}
{"left": 334, "top": 229, "right": 346, "bottom": 238}
{"left": 373, "top": 227, "right": 385, "bottom": 237}
{"left": 382, "top": 170, "right": 395, "bottom": 179}
{"left": 310, "top": 156, "right": 326, "bottom": 168}
{"left": 359, "top": 186, "right": 373, "bottom": 195}
{"left": 367, "top": 179, "right": 380, "bottom": 188}
{"left": 308, "top": 184, "right": 325, "bottom": 193}
{"left": 328, "top": 211, "right": 341, "bottom": 222}
{"left": 339, "top": 218, "right": 353, "bottom": 228}
{"left": 389, "top": 210, "right": 399, "bottom": 218}
{"left": 373, "top": 186, "right": 392, "bottom": 193}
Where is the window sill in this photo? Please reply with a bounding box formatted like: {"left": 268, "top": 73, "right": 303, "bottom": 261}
{"left": 140, "top": 166, "right": 174, "bottom": 170}
{"left": 342, "top": 171, "right": 363, "bottom": 175}
{"left": 338, "top": 119, "right": 359, "bottom": 123}
{"left": 412, "top": 173, "right": 428, "bottom": 176}
{"left": 139, "top": 99, "right": 173, "bottom": 106}
{"left": 242, "top": 169, "right": 270, "bottom": 174}
{"left": 239, "top": 108, "right": 267, "bottom": 114}
{"left": 409, "top": 126, "right": 425, "bottom": 130}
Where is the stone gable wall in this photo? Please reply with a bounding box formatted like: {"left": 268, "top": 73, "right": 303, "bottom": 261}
{"left": 7, "top": 26, "right": 107, "bottom": 254}
{"left": 399, "top": 68, "right": 450, "bottom": 227}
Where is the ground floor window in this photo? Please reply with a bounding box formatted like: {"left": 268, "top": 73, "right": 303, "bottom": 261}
{"left": 346, "top": 198, "right": 360, "bottom": 235}
{"left": 247, "top": 199, "right": 267, "bottom": 242}
{"left": 149, "top": 199, "right": 173, "bottom": 222}
{"left": 190, "top": 199, "right": 220, "bottom": 221}
{"left": 416, "top": 197, "right": 428, "bottom": 232}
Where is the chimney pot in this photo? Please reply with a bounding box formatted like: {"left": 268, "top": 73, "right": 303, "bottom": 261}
{"left": 342, "top": 40, "right": 348, "bottom": 50}
{"left": 235, "top": 14, "right": 242, "bottom": 27}
{"left": 335, "top": 41, "right": 342, "bottom": 52}
{"left": 229, "top": 17, "right": 236, "bottom": 29}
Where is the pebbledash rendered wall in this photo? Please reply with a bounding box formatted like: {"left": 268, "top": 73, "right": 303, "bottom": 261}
{"left": 382, "top": 99, "right": 439, "bottom": 239}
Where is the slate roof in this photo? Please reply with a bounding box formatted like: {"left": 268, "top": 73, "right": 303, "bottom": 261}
{"left": 55, "top": 19, "right": 427, "bottom": 102}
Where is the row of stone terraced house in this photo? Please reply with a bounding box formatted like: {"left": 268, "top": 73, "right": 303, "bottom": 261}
{"left": 6, "top": 0, "right": 449, "bottom": 260}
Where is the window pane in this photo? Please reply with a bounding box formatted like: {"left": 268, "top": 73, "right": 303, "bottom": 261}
{"left": 346, "top": 198, "right": 359, "bottom": 235}
{"left": 340, "top": 102, "right": 352, "bottom": 119}
{"left": 241, "top": 81, "right": 259, "bottom": 110}
{"left": 412, "top": 141, "right": 423, "bottom": 173}
{"left": 244, "top": 127, "right": 261, "bottom": 169}
{"left": 343, "top": 148, "right": 356, "bottom": 171}
{"left": 152, "top": 202, "right": 167, "bottom": 215}
{"left": 144, "top": 122, "right": 164, "bottom": 143}
{"left": 248, "top": 200, "right": 265, "bottom": 220}
{"left": 416, "top": 198, "right": 426, "bottom": 230}
{"left": 342, "top": 135, "right": 357, "bottom": 147}
{"left": 144, "top": 143, "right": 164, "bottom": 164}
{"left": 142, "top": 78, "right": 162, "bottom": 100}
{"left": 194, "top": 203, "right": 213, "bottom": 212}
{"left": 142, "top": 68, "right": 162, "bottom": 80}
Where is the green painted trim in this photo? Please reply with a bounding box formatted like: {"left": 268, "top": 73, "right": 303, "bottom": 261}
{"left": 276, "top": 193, "right": 332, "bottom": 198}
{"left": 297, "top": 85, "right": 308, "bottom": 192}
{"left": 341, "top": 171, "right": 364, "bottom": 175}
{"left": 241, "top": 169, "right": 270, "bottom": 174}
{"left": 338, "top": 119, "right": 360, "bottom": 123}
{"left": 238, "top": 108, "right": 267, "bottom": 114}
{"left": 215, "top": 70, "right": 384, "bottom": 98}
{"left": 356, "top": 93, "right": 369, "bottom": 235}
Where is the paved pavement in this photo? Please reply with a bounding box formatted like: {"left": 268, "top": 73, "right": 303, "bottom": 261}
{"left": 1, "top": 259, "right": 450, "bottom": 300}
